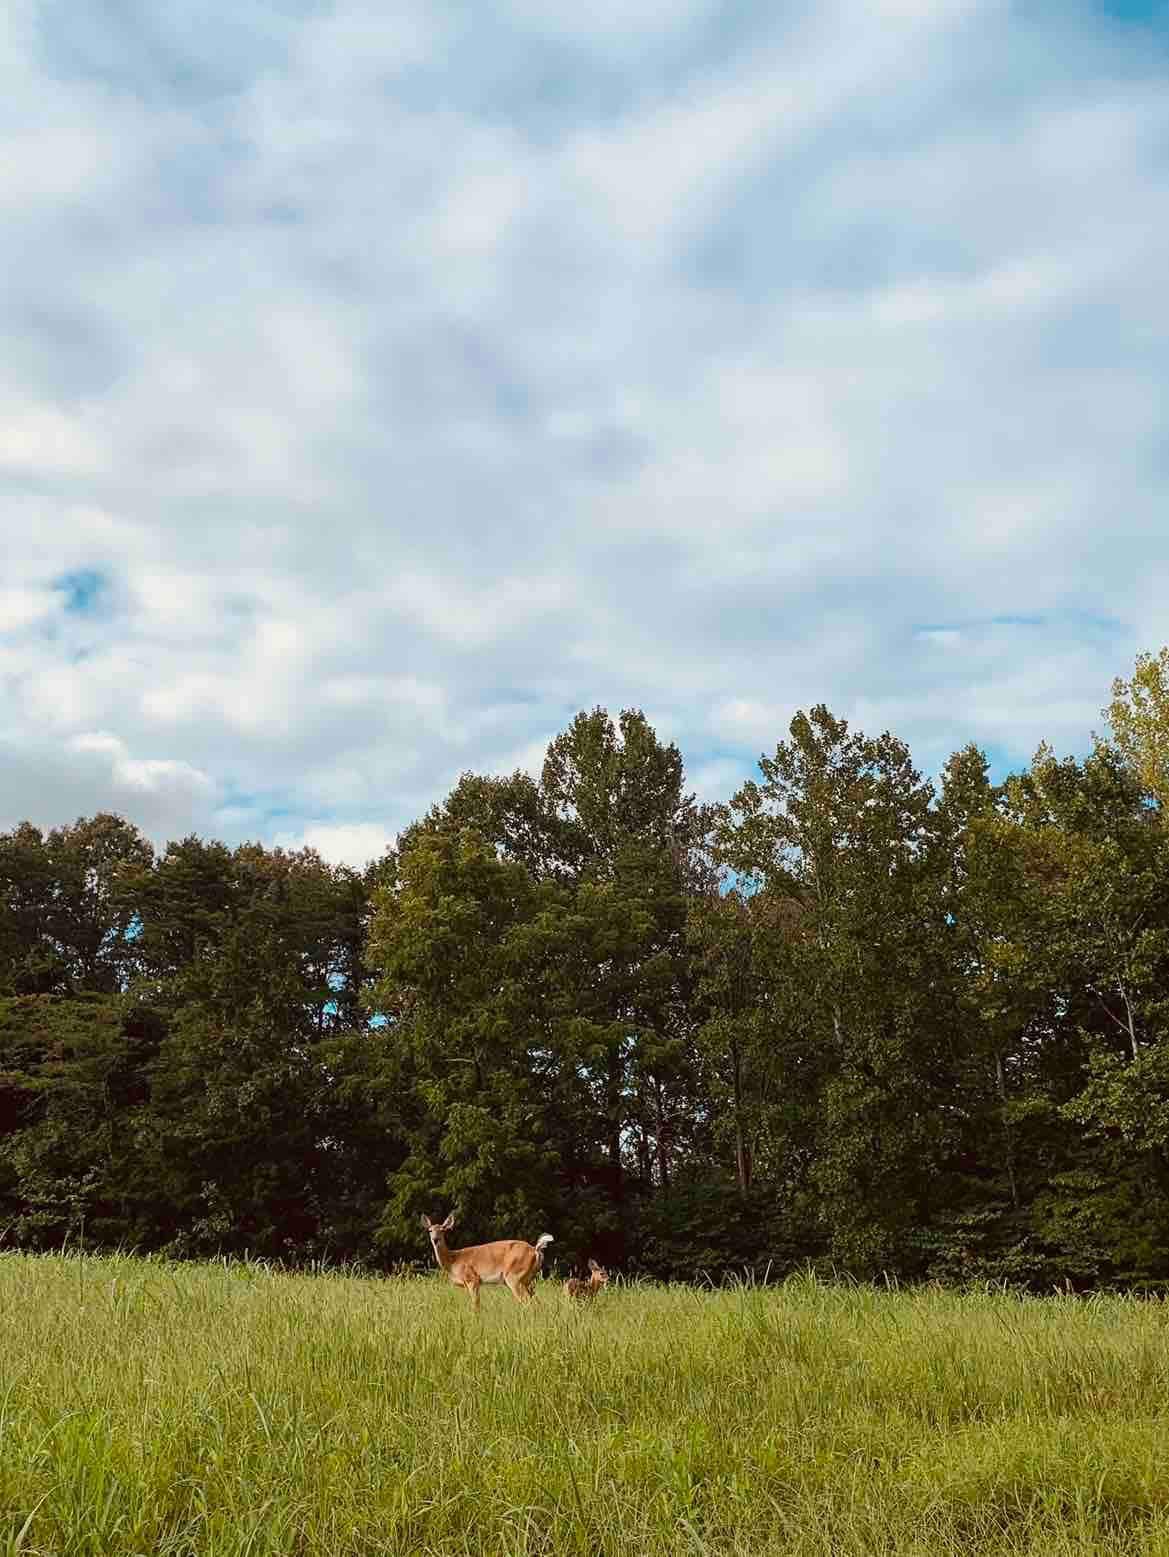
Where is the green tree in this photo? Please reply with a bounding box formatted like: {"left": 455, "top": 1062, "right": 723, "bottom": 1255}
{"left": 950, "top": 738, "right": 1169, "bottom": 1286}
{"left": 718, "top": 706, "right": 947, "bottom": 1273}
{"left": 0, "top": 815, "right": 153, "bottom": 996}
{"left": 0, "top": 993, "right": 165, "bottom": 1247}
{"left": 367, "top": 828, "right": 560, "bottom": 1251}
{"left": 687, "top": 887, "right": 807, "bottom": 1203}
{"left": 368, "top": 708, "right": 713, "bottom": 1269}
{"left": 1103, "top": 646, "right": 1169, "bottom": 814}
{"left": 534, "top": 709, "right": 709, "bottom": 1229}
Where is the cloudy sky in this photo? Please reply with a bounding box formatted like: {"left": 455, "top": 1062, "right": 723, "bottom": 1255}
{"left": 2, "top": 0, "right": 1167, "bottom": 866}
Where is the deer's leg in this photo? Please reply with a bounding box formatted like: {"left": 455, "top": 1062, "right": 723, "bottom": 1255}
{"left": 505, "top": 1272, "right": 532, "bottom": 1306}
{"left": 464, "top": 1272, "right": 481, "bottom": 1313}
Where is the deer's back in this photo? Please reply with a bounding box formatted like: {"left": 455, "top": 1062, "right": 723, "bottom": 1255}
{"left": 450, "top": 1238, "right": 537, "bottom": 1284}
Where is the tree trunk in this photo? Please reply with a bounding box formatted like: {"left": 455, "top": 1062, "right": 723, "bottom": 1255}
{"left": 1118, "top": 977, "right": 1138, "bottom": 1062}
{"left": 606, "top": 1048, "right": 623, "bottom": 1205}
{"left": 730, "top": 1036, "right": 751, "bottom": 1197}
{"left": 654, "top": 1074, "right": 670, "bottom": 1191}
{"left": 995, "top": 1047, "right": 1019, "bottom": 1210}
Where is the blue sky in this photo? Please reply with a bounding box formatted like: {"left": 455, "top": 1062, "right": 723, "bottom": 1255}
{"left": 1, "top": 0, "right": 1167, "bottom": 865}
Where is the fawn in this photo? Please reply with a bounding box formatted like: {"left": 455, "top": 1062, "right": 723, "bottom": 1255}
{"left": 565, "top": 1258, "right": 608, "bottom": 1300}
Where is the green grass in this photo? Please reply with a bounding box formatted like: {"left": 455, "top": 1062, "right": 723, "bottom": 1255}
{"left": 2, "top": 1255, "right": 1169, "bottom": 1554}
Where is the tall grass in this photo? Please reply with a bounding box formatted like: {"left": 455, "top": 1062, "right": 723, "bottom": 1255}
{"left": 2, "top": 1252, "right": 1169, "bottom": 1554}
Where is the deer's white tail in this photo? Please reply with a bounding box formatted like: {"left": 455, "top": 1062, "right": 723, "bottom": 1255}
{"left": 535, "top": 1234, "right": 553, "bottom": 1252}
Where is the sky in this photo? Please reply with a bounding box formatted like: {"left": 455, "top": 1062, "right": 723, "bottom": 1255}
{"left": 1, "top": 0, "right": 1167, "bottom": 868}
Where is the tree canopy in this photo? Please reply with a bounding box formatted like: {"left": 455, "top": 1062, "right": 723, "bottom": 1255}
{"left": 4, "top": 655, "right": 1169, "bottom": 1288}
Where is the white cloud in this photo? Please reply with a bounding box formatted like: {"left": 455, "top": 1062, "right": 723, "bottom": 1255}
{"left": 0, "top": 587, "right": 55, "bottom": 633}
{"left": 489, "top": 733, "right": 555, "bottom": 782}
{"left": 69, "top": 731, "right": 216, "bottom": 801}
{"left": 566, "top": 80, "right": 799, "bottom": 249}
{"left": 689, "top": 757, "right": 750, "bottom": 802}
{"left": 0, "top": 127, "right": 110, "bottom": 207}
{"left": 1, "top": 0, "right": 1166, "bottom": 857}
{"left": 273, "top": 821, "right": 394, "bottom": 869}
{"left": 711, "top": 700, "right": 786, "bottom": 750}
{"left": 503, "top": 0, "right": 712, "bottom": 46}
{"left": 0, "top": 730, "right": 218, "bottom": 844}
{"left": 868, "top": 256, "right": 1074, "bottom": 329}
{"left": 0, "top": 400, "right": 106, "bottom": 474}
{"left": 392, "top": 570, "right": 570, "bottom": 651}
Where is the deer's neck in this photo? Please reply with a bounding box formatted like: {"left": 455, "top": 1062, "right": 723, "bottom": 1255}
{"left": 432, "top": 1238, "right": 454, "bottom": 1273}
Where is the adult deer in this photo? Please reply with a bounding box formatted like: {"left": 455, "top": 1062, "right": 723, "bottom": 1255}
{"left": 565, "top": 1259, "right": 608, "bottom": 1300}
{"left": 419, "top": 1212, "right": 553, "bottom": 1311}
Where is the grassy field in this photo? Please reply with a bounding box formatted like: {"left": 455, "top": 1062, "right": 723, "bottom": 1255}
{"left": 2, "top": 1255, "right": 1169, "bottom": 1555}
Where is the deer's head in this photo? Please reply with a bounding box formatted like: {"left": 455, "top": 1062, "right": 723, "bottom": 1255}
{"left": 587, "top": 1259, "right": 609, "bottom": 1289}
{"left": 420, "top": 1211, "right": 455, "bottom": 1253}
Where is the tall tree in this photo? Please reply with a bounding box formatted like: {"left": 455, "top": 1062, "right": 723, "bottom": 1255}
{"left": 0, "top": 815, "right": 152, "bottom": 996}
{"left": 367, "top": 828, "right": 560, "bottom": 1249}
{"left": 687, "top": 887, "right": 806, "bottom": 1202}
{"left": 373, "top": 708, "right": 712, "bottom": 1263}
{"left": 1103, "top": 646, "right": 1169, "bottom": 815}
{"left": 0, "top": 993, "right": 166, "bottom": 1248}
{"left": 718, "top": 706, "right": 947, "bottom": 1272}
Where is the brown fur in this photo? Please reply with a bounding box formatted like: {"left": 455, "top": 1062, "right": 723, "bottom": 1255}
{"left": 565, "top": 1258, "right": 609, "bottom": 1301}
{"left": 420, "top": 1212, "right": 553, "bottom": 1312}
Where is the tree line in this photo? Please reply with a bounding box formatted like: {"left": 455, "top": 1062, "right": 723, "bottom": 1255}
{"left": 2, "top": 647, "right": 1169, "bottom": 1288}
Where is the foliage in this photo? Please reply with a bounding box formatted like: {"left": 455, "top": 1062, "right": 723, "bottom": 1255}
{"left": 1104, "top": 644, "right": 1169, "bottom": 815}
{"left": 3, "top": 652, "right": 1169, "bottom": 1287}
{"left": 714, "top": 706, "right": 950, "bottom": 1273}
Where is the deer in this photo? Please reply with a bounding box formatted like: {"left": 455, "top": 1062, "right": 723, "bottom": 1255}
{"left": 419, "top": 1212, "right": 553, "bottom": 1312}
{"left": 565, "top": 1258, "right": 609, "bottom": 1301}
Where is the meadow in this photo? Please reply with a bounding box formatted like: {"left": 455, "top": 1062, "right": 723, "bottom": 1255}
{"left": 2, "top": 1254, "right": 1169, "bottom": 1554}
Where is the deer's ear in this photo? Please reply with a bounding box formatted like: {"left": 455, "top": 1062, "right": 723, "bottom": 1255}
{"left": 419, "top": 1214, "right": 432, "bottom": 1230}
{"left": 440, "top": 1213, "right": 455, "bottom": 1231}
